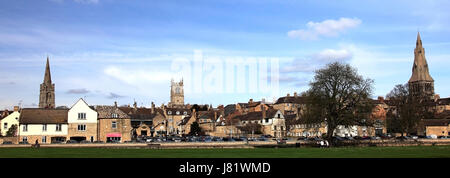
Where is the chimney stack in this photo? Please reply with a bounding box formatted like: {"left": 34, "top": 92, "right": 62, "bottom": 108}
{"left": 287, "top": 93, "right": 290, "bottom": 97}
{"left": 133, "top": 101, "right": 137, "bottom": 110}
{"left": 377, "top": 96, "right": 384, "bottom": 102}
{"left": 262, "top": 98, "right": 265, "bottom": 104}
{"left": 151, "top": 102, "right": 155, "bottom": 113}
{"left": 261, "top": 104, "right": 266, "bottom": 119}
{"left": 434, "top": 94, "right": 440, "bottom": 101}
{"left": 294, "top": 92, "right": 298, "bottom": 97}
{"left": 249, "top": 98, "right": 253, "bottom": 104}
{"left": 14, "top": 106, "right": 19, "bottom": 112}
{"left": 114, "top": 101, "right": 118, "bottom": 107}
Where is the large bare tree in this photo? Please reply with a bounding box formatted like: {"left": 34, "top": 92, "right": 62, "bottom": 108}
{"left": 302, "top": 62, "right": 374, "bottom": 144}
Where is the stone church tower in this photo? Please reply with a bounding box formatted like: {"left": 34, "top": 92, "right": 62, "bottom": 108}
{"left": 408, "top": 32, "right": 434, "bottom": 99}
{"left": 169, "top": 79, "right": 184, "bottom": 107}
{"left": 39, "top": 57, "right": 55, "bottom": 108}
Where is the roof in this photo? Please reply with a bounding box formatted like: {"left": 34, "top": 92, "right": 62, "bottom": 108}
{"left": 119, "top": 107, "right": 165, "bottom": 121}
{"left": 232, "top": 109, "right": 279, "bottom": 121}
{"left": 20, "top": 108, "right": 68, "bottom": 124}
{"left": 274, "top": 96, "right": 308, "bottom": 104}
{"left": 95, "top": 105, "right": 130, "bottom": 119}
{"left": 422, "top": 119, "right": 450, "bottom": 126}
{"left": 437, "top": 97, "right": 450, "bottom": 105}
{"left": 1, "top": 110, "right": 14, "bottom": 120}
{"left": 197, "top": 110, "right": 219, "bottom": 119}
{"left": 224, "top": 104, "right": 236, "bottom": 116}
{"left": 179, "top": 116, "right": 192, "bottom": 126}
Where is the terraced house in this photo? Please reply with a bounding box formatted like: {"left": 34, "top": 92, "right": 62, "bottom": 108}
{"left": 19, "top": 108, "right": 68, "bottom": 144}
{"left": 67, "top": 98, "right": 98, "bottom": 142}
{"left": 96, "top": 104, "right": 132, "bottom": 143}
{"left": 0, "top": 106, "right": 20, "bottom": 136}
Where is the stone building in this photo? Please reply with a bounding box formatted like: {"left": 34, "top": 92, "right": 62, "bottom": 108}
{"left": 96, "top": 104, "right": 132, "bottom": 143}
{"left": 39, "top": 57, "right": 55, "bottom": 109}
{"left": 232, "top": 107, "right": 286, "bottom": 138}
{"left": 119, "top": 102, "right": 166, "bottom": 137}
{"left": 273, "top": 92, "right": 306, "bottom": 115}
{"left": 168, "top": 79, "right": 184, "bottom": 108}
{"left": 164, "top": 107, "right": 191, "bottom": 136}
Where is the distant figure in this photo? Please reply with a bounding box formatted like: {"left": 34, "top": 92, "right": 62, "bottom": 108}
{"left": 325, "top": 140, "right": 329, "bottom": 147}
{"left": 33, "top": 139, "right": 40, "bottom": 148}
{"left": 320, "top": 140, "right": 324, "bottom": 147}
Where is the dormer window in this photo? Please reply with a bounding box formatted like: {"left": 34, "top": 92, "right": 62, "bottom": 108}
{"left": 112, "top": 113, "right": 118, "bottom": 118}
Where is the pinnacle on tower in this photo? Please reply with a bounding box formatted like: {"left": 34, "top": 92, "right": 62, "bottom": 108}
{"left": 44, "top": 56, "right": 52, "bottom": 84}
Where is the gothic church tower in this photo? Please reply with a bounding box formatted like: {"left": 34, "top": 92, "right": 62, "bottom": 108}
{"left": 408, "top": 32, "right": 434, "bottom": 99}
{"left": 39, "top": 57, "right": 55, "bottom": 108}
{"left": 169, "top": 79, "right": 184, "bottom": 107}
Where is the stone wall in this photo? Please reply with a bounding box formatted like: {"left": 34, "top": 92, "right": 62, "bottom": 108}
{"left": 67, "top": 123, "right": 97, "bottom": 141}
{"left": 98, "top": 118, "right": 132, "bottom": 143}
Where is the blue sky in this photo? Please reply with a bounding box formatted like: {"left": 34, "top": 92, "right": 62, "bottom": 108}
{"left": 1, "top": 0, "right": 450, "bottom": 109}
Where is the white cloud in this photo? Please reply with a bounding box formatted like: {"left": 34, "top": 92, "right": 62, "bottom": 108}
{"left": 288, "top": 17, "right": 362, "bottom": 40}
{"left": 312, "top": 49, "right": 353, "bottom": 62}
{"left": 281, "top": 48, "right": 353, "bottom": 73}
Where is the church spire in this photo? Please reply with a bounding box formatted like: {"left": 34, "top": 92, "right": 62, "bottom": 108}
{"left": 39, "top": 56, "right": 55, "bottom": 108}
{"left": 408, "top": 32, "right": 434, "bottom": 99}
{"left": 44, "top": 56, "right": 52, "bottom": 84}
{"left": 409, "top": 32, "right": 433, "bottom": 83}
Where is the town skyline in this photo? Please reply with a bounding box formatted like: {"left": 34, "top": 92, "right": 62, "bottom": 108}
{"left": 1, "top": 0, "right": 450, "bottom": 109}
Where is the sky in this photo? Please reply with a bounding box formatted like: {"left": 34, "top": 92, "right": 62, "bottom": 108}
{"left": 1, "top": 0, "right": 450, "bottom": 109}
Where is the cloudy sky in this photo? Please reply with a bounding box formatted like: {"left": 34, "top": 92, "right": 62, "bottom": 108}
{"left": 1, "top": 0, "right": 450, "bottom": 109}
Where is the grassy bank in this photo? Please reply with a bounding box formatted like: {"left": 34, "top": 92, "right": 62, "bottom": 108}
{"left": 0, "top": 145, "right": 449, "bottom": 158}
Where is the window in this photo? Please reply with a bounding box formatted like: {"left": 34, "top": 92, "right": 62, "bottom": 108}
{"left": 42, "top": 136, "right": 47, "bottom": 143}
{"left": 77, "top": 124, "right": 86, "bottom": 131}
{"left": 56, "top": 124, "right": 62, "bottom": 131}
{"left": 112, "top": 113, "right": 118, "bottom": 118}
{"left": 183, "top": 111, "right": 187, "bottom": 115}
{"left": 168, "top": 111, "right": 172, "bottom": 115}
{"left": 23, "top": 124, "right": 28, "bottom": 132}
{"left": 112, "top": 121, "right": 117, "bottom": 129}
{"left": 176, "top": 111, "right": 180, "bottom": 115}
{"left": 274, "top": 126, "right": 277, "bottom": 130}
{"left": 277, "top": 114, "right": 281, "bottom": 118}
{"left": 22, "top": 136, "right": 27, "bottom": 142}
{"left": 78, "top": 112, "right": 86, "bottom": 120}
{"left": 42, "top": 124, "right": 47, "bottom": 132}
{"left": 3, "top": 123, "right": 7, "bottom": 129}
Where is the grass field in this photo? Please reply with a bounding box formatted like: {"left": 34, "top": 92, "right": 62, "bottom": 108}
{"left": 0, "top": 146, "right": 449, "bottom": 158}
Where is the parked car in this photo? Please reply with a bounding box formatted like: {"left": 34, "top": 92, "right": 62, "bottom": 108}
{"left": 93, "top": 141, "right": 104, "bottom": 143}
{"left": 19, "top": 141, "right": 29, "bottom": 144}
{"left": 80, "top": 140, "right": 91, "bottom": 144}
{"left": 66, "top": 140, "right": 78, "bottom": 144}
{"left": 2, "top": 141, "right": 13, "bottom": 145}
